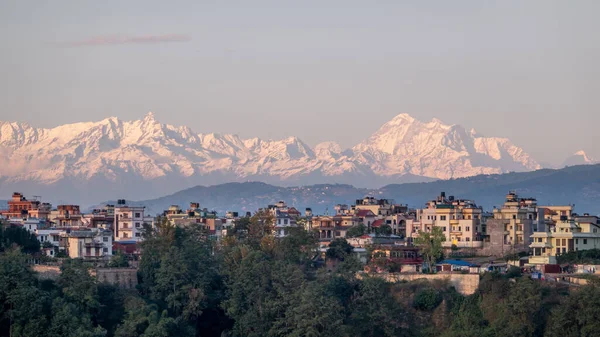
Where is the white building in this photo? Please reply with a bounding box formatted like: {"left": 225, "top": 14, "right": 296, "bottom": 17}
{"left": 67, "top": 230, "right": 113, "bottom": 260}
{"left": 113, "top": 199, "right": 151, "bottom": 242}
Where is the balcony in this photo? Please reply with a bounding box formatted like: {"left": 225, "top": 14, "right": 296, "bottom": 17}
{"left": 85, "top": 242, "right": 103, "bottom": 248}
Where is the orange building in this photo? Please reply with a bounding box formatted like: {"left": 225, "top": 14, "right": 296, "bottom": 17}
{"left": 0, "top": 192, "right": 51, "bottom": 219}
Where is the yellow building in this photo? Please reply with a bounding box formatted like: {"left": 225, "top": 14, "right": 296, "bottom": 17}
{"left": 530, "top": 214, "right": 600, "bottom": 265}
{"left": 405, "top": 192, "right": 483, "bottom": 248}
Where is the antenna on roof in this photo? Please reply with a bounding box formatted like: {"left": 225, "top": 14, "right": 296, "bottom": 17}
{"left": 33, "top": 195, "right": 41, "bottom": 201}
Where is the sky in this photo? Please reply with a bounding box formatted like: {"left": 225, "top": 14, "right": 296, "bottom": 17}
{"left": 0, "top": 0, "right": 598, "bottom": 165}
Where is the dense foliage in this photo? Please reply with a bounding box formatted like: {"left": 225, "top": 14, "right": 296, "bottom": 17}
{"left": 2, "top": 215, "right": 600, "bottom": 336}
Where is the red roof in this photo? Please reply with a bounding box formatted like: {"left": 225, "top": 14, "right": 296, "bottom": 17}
{"left": 287, "top": 207, "right": 301, "bottom": 215}
{"left": 371, "top": 219, "right": 384, "bottom": 228}
{"left": 356, "top": 209, "right": 375, "bottom": 217}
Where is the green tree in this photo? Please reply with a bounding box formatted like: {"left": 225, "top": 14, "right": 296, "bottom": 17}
{"left": 346, "top": 224, "right": 366, "bottom": 240}
{"left": 107, "top": 251, "right": 129, "bottom": 268}
{"left": 246, "top": 210, "right": 275, "bottom": 249}
{"left": 57, "top": 259, "right": 101, "bottom": 313}
{"left": 442, "top": 294, "right": 488, "bottom": 337}
{"left": 347, "top": 277, "right": 412, "bottom": 337}
{"left": 413, "top": 226, "right": 446, "bottom": 273}
{"left": 545, "top": 285, "right": 600, "bottom": 337}
{"left": 0, "top": 223, "right": 40, "bottom": 254}
{"left": 0, "top": 249, "right": 50, "bottom": 337}
{"left": 374, "top": 224, "right": 392, "bottom": 237}
{"left": 326, "top": 238, "right": 354, "bottom": 260}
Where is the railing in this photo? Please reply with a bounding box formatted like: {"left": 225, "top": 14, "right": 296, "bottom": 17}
{"left": 442, "top": 241, "right": 483, "bottom": 248}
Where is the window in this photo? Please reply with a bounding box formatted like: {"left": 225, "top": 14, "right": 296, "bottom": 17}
{"left": 103, "top": 248, "right": 108, "bottom": 253}
{"left": 122, "top": 222, "right": 128, "bottom": 228}
{"left": 285, "top": 219, "right": 289, "bottom": 225}
{"left": 442, "top": 227, "right": 447, "bottom": 232}
{"left": 584, "top": 239, "right": 588, "bottom": 245}
{"left": 512, "top": 215, "right": 516, "bottom": 220}
{"left": 123, "top": 233, "right": 128, "bottom": 238}
{"left": 135, "top": 213, "right": 141, "bottom": 218}
{"left": 103, "top": 237, "right": 108, "bottom": 242}
{"left": 466, "top": 237, "right": 470, "bottom": 242}
{"left": 440, "top": 215, "right": 447, "bottom": 220}
{"left": 562, "top": 239, "right": 567, "bottom": 246}
{"left": 135, "top": 233, "right": 140, "bottom": 237}
{"left": 468, "top": 215, "right": 472, "bottom": 220}
{"left": 466, "top": 226, "right": 470, "bottom": 232}
{"left": 458, "top": 226, "right": 462, "bottom": 231}
{"left": 135, "top": 222, "right": 140, "bottom": 228}
{"left": 595, "top": 228, "right": 598, "bottom": 233}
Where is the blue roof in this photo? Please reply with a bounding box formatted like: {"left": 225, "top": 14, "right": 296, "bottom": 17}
{"left": 115, "top": 240, "right": 137, "bottom": 245}
{"left": 439, "top": 259, "right": 479, "bottom": 267}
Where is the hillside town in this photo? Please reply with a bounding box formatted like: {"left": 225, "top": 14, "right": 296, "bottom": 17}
{"left": 3, "top": 189, "right": 598, "bottom": 280}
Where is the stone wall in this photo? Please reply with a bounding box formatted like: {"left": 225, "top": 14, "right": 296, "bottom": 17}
{"left": 366, "top": 272, "right": 480, "bottom": 295}
{"left": 96, "top": 268, "right": 138, "bottom": 289}
{"left": 32, "top": 265, "right": 61, "bottom": 280}
{"left": 33, "top": 265, "right": 139, "bottom": 290}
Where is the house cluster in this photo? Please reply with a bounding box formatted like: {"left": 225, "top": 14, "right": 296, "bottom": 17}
{"left": 1, "top": 193, "right": 153, "bottom": 261}
{"left": 3, "top": 189, "right": 598, "bottom": 274}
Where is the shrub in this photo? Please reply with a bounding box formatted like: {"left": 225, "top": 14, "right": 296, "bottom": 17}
{"left": 413, "top": 287, "right": 442, "bottom": 311}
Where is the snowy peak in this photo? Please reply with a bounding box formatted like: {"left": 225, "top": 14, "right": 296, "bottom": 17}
{"left": 0, "top": 112, "right": 546, "bottom": 201}
{"left": 353, "top": 113, "right": 540, "bottom": 178}
{"left": 562, "top": 150, "right": 598, "bottom": 167}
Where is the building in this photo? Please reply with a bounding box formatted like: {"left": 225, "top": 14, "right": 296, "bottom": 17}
{"left": 267, "top": 201, "right": 300, "bottom": 238}
{"left": 367, "top": 245, "right": 423, "bottom": 273}
{"left": 530, "top": 214, "right": 600, "bottom": 265}
{"left": 311, "top": 215, "right": 360, "bottom": 242}
{"left": 113, "top": 199, "right": 149, "bottom": 242}
{"left": 406, "top": 192, "right": 484, "bottom": 248}
{"left": 82, "top": 205, "right": 114, "bottom": 229}
{"left": 486, "top": 192, "right": 543, "bottom": 256}
{"left": 353, "top": 196, "right": 407, "bottom": 217}
{"left": 50, "top": 205, "right": 84, "bottom": 227}
{"left": 66, "top": 230, "right": 113, "bottom": 260}
{"left": 0, "top": 192, "right": 51, "bottom": 219}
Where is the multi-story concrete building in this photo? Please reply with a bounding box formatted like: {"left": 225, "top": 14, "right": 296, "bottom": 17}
{"left": 82, "top": 205, "right": 114, "bottom": 229}
{"left": 311, "top": 215, "right": 360, "bottom": 243}
{"left": 67, "top": 230, "right": 113, "bottom": 260}
{"left": 113, "top": 199, "right": 148, "bottom": 242}
{"left": 406, "top": 192, "right": 483, "bottom": 248}
{"left": 486, "top": 192, "right": 543, "bottom": 256}
{"left": 50, "top": 205, "right": 84, "bottom": 227}
{"left": 530, "top": 214, "right": 600, "bottom": 265}
{"left": 267, "top": 201, "right": 301, "bottom": 238}
{"left": 0, "top": 192, "right": 51, "bottom": 220}
{"left": 352, "top": 197, "right": 408, "bottom": 217}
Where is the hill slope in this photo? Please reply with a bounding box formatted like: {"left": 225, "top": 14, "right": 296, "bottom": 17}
{"left": 120, "top": 164, "right": 600, "bottom": 216}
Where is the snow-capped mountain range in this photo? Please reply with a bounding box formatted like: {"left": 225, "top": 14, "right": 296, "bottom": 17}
{"left": 561, "top": 150, "right": 598, "bottom": 168}
{"left": 0, "top": 112, "right": 552, "bottom": 204}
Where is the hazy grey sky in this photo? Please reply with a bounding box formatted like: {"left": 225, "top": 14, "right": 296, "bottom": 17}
{"left": 1, "top": 0, "right": 598, "bottom": 165}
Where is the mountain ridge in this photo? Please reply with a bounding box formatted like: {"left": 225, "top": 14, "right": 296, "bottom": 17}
{"left": 97, "top": 164, "right": 600, "bottom": 216}
{"left": 0, "top": 112, "right": 556, "bottom": 203}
